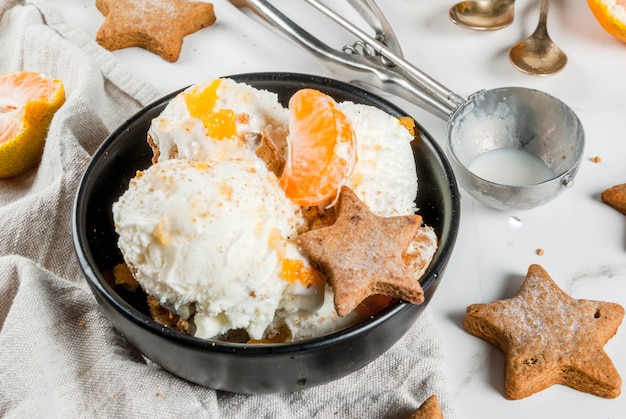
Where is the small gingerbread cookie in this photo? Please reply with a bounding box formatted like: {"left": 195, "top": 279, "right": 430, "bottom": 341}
{"left": 255, "top": 128, "right": 287, "bottom": 178}
{"left": 463, "top": 264, "right": 624, "bottom": 399}
{"left": 112, "top": 263, "right": 139, "bottom": 291}
{"left": 95, "top": 0, "right": 216, "bottom": 62}
{"left": 405, "top": 395, "right": 444, "bottom": 419}
{"left": 146, "top": 295, "right": 189, "bottom": 334}
{"left": 601, "top": 183, "right": 626, "bottom": 215}
{"left": 296, "top": 186, "right": 425, "bottom": 316}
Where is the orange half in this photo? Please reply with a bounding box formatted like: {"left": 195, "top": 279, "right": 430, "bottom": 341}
{"left": 0, "top": 71, "right": 65, "bottom": 177}
{"left": 588, "top": 0, "right": 626, "bottom": 42}
{"left": 279, "top": 89, "right": 357, "bottom": 206}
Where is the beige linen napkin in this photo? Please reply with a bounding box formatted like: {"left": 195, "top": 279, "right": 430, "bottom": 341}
{"left": 0, "top": 1, "right": 457, "bottom": 417}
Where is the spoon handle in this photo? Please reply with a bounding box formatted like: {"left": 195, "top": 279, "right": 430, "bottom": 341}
{"left": 537, "top": 0, "right": 549, "bottom": 31}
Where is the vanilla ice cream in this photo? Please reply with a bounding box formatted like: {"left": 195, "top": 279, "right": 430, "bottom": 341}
{"left": 148, "top": 78, "right": 288, "bottom": 164}
{"left": 113, "top": 158, "right": 324, "bottom": 340}
{"left": 113, "top": 78, "right": 434, "bottom": 343}
{"left": 341, "top": 102, "right": 418, "bottom": 217}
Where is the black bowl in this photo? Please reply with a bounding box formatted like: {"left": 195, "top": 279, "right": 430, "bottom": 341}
{"left": 72, "top": 72, "right": 460, "bottom": 394}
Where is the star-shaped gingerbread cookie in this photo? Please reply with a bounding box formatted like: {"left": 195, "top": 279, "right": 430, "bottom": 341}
{"left": 601, "top": 183, "right": 626, "bottom": 215}
{"left": 296, "top": 186, "right": 424, "bottom": 317}
{"left": 463, "top": 264, "right": 624, "bottom": 399}
{"left": 95, "top": 0, "right": 216, "bottom": 62}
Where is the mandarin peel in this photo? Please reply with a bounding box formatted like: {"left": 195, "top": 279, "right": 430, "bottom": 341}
{"left": 0, "top": 71, "right": 65, "bottom": 178}
{"left": 588, "top": 0, "right": 626, "bottom": 42}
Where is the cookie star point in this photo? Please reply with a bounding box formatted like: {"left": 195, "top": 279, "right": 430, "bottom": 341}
{"left": 601, "top": 183, "right": 626, "bottom": 215}
{"left": 297, "top": 186, "right": 424, "bottom": 317}
{"left": 405, "top": 395, "right": 444, "bottom": 419}
{"left": 463, "top": 264, "right": 624, "bottom": 399}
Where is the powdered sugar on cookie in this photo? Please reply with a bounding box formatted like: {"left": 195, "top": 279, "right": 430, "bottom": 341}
{"left": 463, "top": 264, "right": 624, "bottom": 399}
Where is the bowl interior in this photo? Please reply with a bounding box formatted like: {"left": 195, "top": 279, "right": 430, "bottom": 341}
{"left": 73, "top": 72, "right": 460, "bottom": 350}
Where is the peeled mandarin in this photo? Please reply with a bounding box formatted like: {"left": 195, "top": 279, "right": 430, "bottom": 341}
{"left": 280, "top": 258, "right": 324, "bottom": 287}
{"left": 588, "top": 0, "right": 626, "bottom": 42}
{"left": 279, "top": 89, "right": 357, "bottom": 206}
{"left": 0, "top": 71, "right": 65, "bottom": 178}
{"left": 184, "top": 79, "right": 237, "bottom": 140}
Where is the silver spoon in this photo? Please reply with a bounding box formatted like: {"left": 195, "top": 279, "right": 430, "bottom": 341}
{"left": 509, "top": 0, "right": 567, "bottom": 75}
{"left": 449, "top": 0, "right": 515, "bottom": 31}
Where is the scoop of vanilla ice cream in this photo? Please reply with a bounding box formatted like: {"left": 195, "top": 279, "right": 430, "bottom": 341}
{"left": 113, "top": 158, "right": 320, "bottom": 340}
{"left": 148, "top": 78, "right": 288, "bottom": 163}
{"left": 272, "top": 285, "right": 361, "bottom": 342}
{"left": 341, "top": 102, "right": 418, "bottom": 217}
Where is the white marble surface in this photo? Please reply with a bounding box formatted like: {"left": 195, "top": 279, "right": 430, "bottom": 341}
{"left": 54, "top": 0, "right": 626, "bottom": 417}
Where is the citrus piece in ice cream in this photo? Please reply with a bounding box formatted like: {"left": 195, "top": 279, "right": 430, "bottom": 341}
{"left": 280, "top": 88, "right": 357, "bottom": 206}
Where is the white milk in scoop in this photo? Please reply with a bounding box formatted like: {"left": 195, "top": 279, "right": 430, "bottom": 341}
{"left": 468, "top": 148, "right": 554, "bottom": 186}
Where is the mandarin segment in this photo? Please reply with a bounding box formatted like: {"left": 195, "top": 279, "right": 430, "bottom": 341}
{"left": 279, "top": 89, "right": 357, "bottom": 206}
{"left": 279, "top": 258, "right": 325, "bottom": 287}
{"left": 184, "top": 79, "right": 237, "bottom": 139}
{"left": 0, "top": 71, "right": 65, "bottom": 178}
